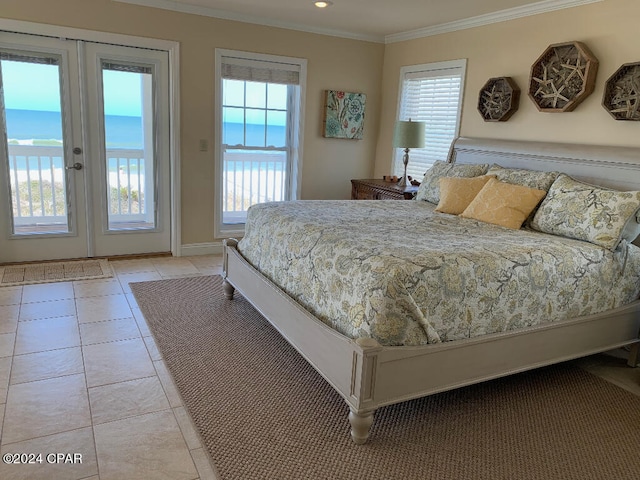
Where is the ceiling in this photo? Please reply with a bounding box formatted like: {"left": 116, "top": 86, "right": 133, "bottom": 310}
{"left": 117, "top": 0, "right": 599, "bottom": 43}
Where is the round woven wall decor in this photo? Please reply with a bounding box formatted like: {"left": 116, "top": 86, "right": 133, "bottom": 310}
{"left": 528, "top": 41, "right": 598, "bottom": 112}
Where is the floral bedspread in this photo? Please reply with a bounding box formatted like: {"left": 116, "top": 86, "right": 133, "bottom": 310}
{"left": 237, "top": 200, "right": 640, "bottom": 346}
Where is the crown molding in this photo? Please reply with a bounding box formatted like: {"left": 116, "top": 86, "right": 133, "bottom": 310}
{"left": 113, "top": 0, "right": 385, "bottom": 43}
{"left": 113, "top": 0, "right": 602, "bottom": 45}
{"left": 385, "top": 0, "right": 603, "bottom": 44}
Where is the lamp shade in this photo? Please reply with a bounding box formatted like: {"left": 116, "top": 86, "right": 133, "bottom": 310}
{"left": 392, "top": 120, "right": 425, "bottom": 148}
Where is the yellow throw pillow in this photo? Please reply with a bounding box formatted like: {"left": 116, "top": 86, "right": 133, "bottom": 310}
{"left": 435, "top": 175, "right": 497, "bottom": 215}
{"left": 460, "top": 178, "right": 547, "bottom": 229}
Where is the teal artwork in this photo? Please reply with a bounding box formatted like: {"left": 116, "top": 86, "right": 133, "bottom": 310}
{"left": 322, "top": 90, "right": 366, "bottom": 139}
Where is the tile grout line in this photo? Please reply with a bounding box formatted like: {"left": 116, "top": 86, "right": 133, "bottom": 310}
{"left": 98, "top": 264, "right": 197, "bottom": 479}
{"left": 1, "top": 256, "right": 224, "bottom": 479}
{"left": 1, "top": 424, "right": 96, "bottom": 448}
{"left": 129, "top": 272, "right": 219, "bottom": 480}
{"left": 81, "top": 335, "right": 102, "bottom": 480}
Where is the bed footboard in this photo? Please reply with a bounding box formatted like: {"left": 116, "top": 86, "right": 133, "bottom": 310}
{"left": 627, "top": 342, "right": 640, "bottom": 367}
{"left": 222, "top": 238, "right": 383, "bottom": 444}
{"left": 222, "top": 238, "right": 238, "bottom": 300}
{"left": 222, "top": 239, "right": 640, "bottom": 444}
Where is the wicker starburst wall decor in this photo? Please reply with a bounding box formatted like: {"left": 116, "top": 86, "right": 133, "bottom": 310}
{"left": 602, "top": 62, "right": 640, "bottom": 121}
{"left": 528, "top": 41, "right": 598, "bottom": 112}
{"left": 478, "top": 77, "right": 520, "bottom": 122}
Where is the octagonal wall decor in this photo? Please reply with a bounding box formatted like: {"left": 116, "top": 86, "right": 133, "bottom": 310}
{"left": 528, "top": 41, "right": 599, "bottom": 112}
{"left": 478, "top": 77, "right": 521, "bottom": 122}
{"left": 602, "top": 62, "right": 640, "bottom": 121}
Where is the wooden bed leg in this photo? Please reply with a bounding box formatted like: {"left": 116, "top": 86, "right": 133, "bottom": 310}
{"left": 627, "top": 342, "right": 640, "bottom": 367}
{"left": 222, "top": 279, "right": 235, "bottom": 300}
{"left": 348, "top": 408, "right": 375, "bottom": 445}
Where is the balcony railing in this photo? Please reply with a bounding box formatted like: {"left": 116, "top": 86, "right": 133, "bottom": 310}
{"left": 222, "top": 148, "right": 287, "bottom": 224}
{"left": 6, "top": 144, "right": 148, "bottom": 234}
{"left": 105, "top": 149, "right": 153, "bottom": 229}
{"left": 7, "top": 144, "right": 287, "bottom": 234}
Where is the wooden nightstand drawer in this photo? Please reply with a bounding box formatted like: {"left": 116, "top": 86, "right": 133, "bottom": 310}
{"left": 351, "top": 179, "right": 418, "bottom": 200}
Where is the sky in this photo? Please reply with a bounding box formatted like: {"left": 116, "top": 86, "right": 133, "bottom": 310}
{"left": 223, "top": 79, "right": 287, "bottom": 125}
{"left": 1, "top": 60, "right": 143, "bottom": 117}
{"left": 2, "top": 60, "right": 290, "bottom": 124}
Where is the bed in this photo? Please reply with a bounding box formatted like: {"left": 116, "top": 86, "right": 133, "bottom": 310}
{"left": 222, "top": 137, "right": 640, "bottom": 444}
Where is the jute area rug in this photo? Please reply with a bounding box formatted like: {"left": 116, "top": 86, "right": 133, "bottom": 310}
{"left": 131, "top": 275, "right": 640, "bottom": 480}
{"left": 0, "top": 259, "right": 112, "bottom": 286}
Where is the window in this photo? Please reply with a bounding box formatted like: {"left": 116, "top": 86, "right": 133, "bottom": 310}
{"left": 394, "top": 59, "right": 466, "bottom": 179}
{"left": 214, "top": 49, "right": 306, "bottom": 237}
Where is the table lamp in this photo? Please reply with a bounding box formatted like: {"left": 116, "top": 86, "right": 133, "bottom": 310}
{"left": 393, "top": 120, "right": 425, "bottom": 187}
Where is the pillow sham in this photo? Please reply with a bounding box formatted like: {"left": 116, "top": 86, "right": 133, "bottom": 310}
{"left": 460, "top": 178, "right": 547, "bottom": 230}
{"left": 415, "top": 161, "right": 489, "bottom": 204}
{"left": 531, "top": 174, "right": 640, "bottom": 251}
{"left": 487, "top": 164, "right": 559, "bottom": 191}
{"left": 435, "top": 175, "right": 496, "bottom": 215}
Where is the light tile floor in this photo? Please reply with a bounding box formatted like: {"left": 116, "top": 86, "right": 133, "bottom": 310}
{"left": 0, "top": 255, "right": 222, "bottom": 480}
{"left": 0, "top": 254, "right": 638, "bottom": 480}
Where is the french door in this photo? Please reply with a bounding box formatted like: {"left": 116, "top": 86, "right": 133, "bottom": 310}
{"left": 0, "top": 32, "right": 171, "bottom": 263}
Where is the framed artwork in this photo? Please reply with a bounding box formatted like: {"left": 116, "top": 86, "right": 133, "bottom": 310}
{"left": 322, "top": 90, "right": 366, "bottom": 139}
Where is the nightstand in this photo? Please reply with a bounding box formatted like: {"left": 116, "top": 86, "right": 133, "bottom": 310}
{"left": 351, "top": 179, "right": 419, "bottom": 200}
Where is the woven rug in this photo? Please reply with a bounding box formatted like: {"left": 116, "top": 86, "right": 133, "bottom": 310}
{"left": 0, "top": 259, "right": 112, "bottom": 286}
{"left": 130, "top": 275, "right": 640, "bottom": 480}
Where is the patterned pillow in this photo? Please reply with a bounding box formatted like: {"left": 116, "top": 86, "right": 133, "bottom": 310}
{"left": 460, "top": 178, "right": 547, "bottom": 230}
{"left": 415, "top": 161, "right": 489, "bottom": 204}
{"left": 487, "top": 164, "right": 559, "bottom": 191}
{"left": 531, "top": 174, "right": 640, "bottom": 251}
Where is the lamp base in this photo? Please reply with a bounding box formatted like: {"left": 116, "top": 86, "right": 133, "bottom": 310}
{"left": 398, "top": 148, "right": 410, "bottom": 187}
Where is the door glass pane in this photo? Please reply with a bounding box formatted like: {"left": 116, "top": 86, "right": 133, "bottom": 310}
{"left": 0, "top": 54, "right": 70, "bottom": 235}
{"left": 101, "top": 63, "right": 155, "bottom": 230}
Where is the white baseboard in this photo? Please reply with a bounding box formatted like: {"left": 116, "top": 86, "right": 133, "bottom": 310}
{"left": 179, "top": 242, "right": 224, "bottom": 256}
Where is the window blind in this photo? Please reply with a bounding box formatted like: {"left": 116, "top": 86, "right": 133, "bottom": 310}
{"left": 0, "top": 51, "right": 59, "bottom": 66}
{"left": 102, "top": 61, "right": 152, "bottom": 75}
{"left": 221, "top": 56, "right": 300, "bottom": 85}
{"left": 395, "top": 61, "right": 465, "bottom": 179}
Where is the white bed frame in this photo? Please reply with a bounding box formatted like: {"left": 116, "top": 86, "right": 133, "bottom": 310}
{"left": 222, "top": 137, "right": 640, "bottom": 444}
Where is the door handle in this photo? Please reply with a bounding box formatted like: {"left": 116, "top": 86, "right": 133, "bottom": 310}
{"left": 65, "top": 162, "right": 84, "bottom": 170}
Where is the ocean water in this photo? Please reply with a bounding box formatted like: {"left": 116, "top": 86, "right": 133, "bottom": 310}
{"left": 5, "top": 109, "right": 143, "bottom": 148}
{"left": 223, "top": 123, "right": 285, "bottom": 147}
{"left": 5, "top": 108, "right": 287, "bottom": 148}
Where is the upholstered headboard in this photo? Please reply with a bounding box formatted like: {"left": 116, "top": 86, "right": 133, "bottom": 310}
{"left": 449, "top": 137, "right": 640, "bottom": 193}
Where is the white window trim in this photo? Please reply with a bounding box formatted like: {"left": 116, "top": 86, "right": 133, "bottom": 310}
{"left": 214, "top": 48, "right": 306, "bottom": 239}
{"left": 394, "top": 59, "right": 467, "bottom": 178}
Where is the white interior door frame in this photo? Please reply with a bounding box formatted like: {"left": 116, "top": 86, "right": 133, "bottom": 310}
{"left": 0, "top": 18, "right": 182, "bottom": 257}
